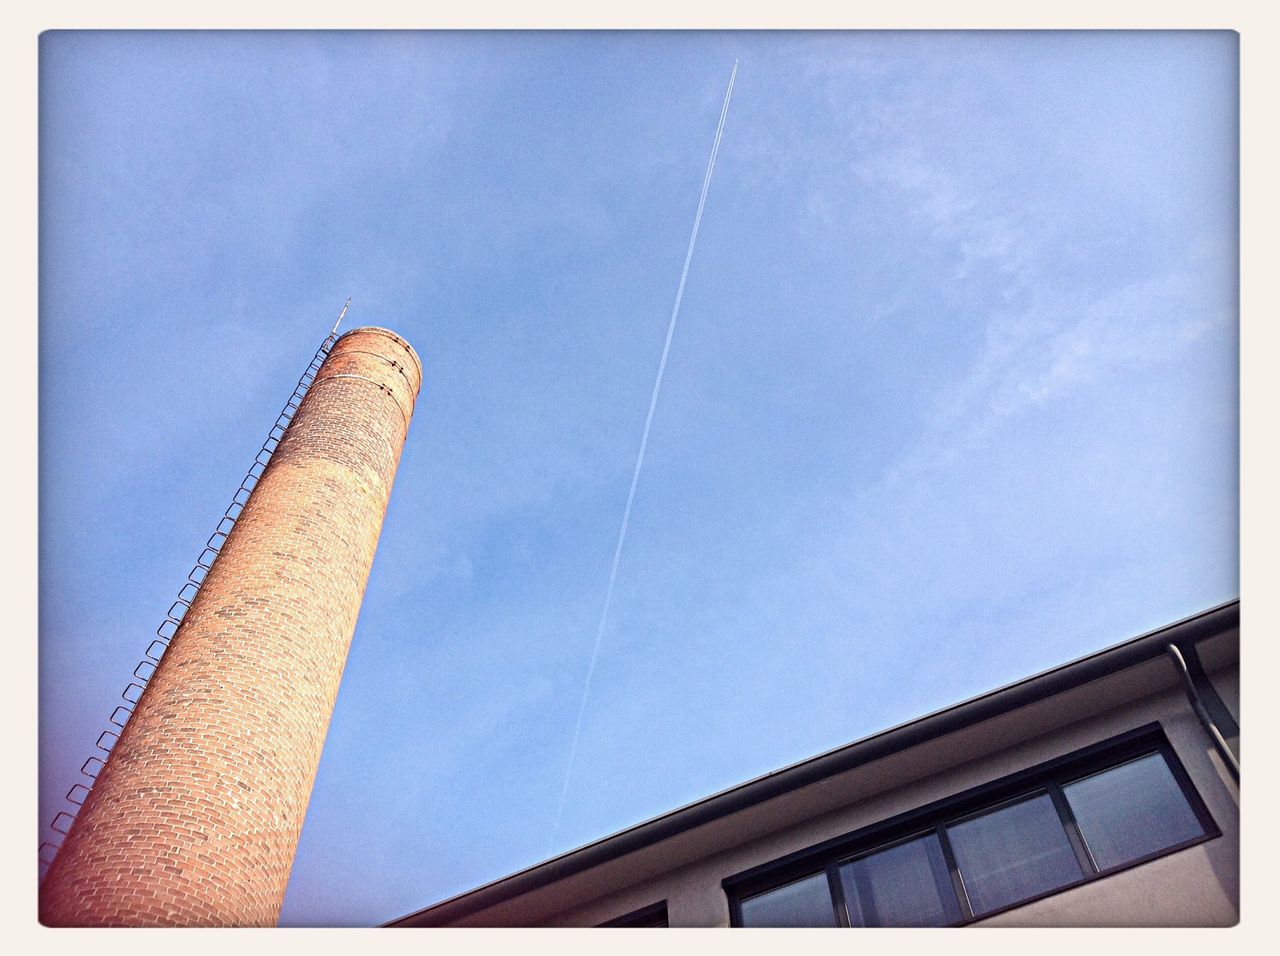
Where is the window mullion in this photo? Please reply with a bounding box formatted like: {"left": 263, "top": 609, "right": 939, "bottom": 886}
{"left": 827, "top": 862, "right": 852, "bottom": 927}
{"left": 1049, "top": 783, "right": 1098, "bottom": 875}
{"left": 935, "top": 824, "right": 973, "bottom": 923}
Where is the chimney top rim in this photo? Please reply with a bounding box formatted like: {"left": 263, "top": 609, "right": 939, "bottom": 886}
{"left": 335, "top": 326, "right": 423, "bottom": 388}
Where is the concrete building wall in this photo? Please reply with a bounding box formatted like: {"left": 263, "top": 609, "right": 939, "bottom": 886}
{"left": 539, "top": 676, "right": 1238, "bottom": 928}
{"left": 40, "top": 327, "right": 422, "bottom": 927}
{"left": 1210, "top": 664, "right": 1239, "bottom": 725}
{"left": 1197, "top": 627, "right": 1239, "bottom": 724}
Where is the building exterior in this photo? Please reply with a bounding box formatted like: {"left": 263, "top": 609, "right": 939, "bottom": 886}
{"left": 390, "top": 600, "right": 1239, "bottom": 928}
{"left": 41, "top": 327, "right": 422, "bottom": 928}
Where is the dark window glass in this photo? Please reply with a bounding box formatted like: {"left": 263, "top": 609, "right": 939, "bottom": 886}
{"left": 946, "top": 793, "right": 1083, "bottom": 917}
{"left": 598, "top": 902, "right": 668, "bottom": 927}
{"left": 1063, "top": 752, "right": 1205, "bottom": 872}
{"left": 838, "top": 832, "right": 963, "bottom": 927}
{"left": 738, "top": 872, "right": 838, "bottom": 927}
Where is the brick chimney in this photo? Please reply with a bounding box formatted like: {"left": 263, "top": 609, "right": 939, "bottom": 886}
{"left": 40, "top": 327, "right": 422, "bottom": 926}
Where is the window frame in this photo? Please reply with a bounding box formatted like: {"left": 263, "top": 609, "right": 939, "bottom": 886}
{"left": 598, "top": 900, "right": 669, "bottom": 927}
{"left": 724, "top": 723, "right": 1219, "bottom": 927}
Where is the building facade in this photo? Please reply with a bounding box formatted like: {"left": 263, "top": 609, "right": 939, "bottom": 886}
{"left": 390, "top": 601, "right": 1239, "bottom": 928}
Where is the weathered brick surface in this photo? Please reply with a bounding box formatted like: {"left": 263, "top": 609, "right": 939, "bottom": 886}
{"left": 40, "top": 327, "right": 422, "bottom": 927}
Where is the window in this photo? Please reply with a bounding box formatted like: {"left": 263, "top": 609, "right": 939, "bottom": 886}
{"left": 598, "top": 901, "right": 669, "bottom": 927}
{"left": 838, "top": 831, "right": 962, "bottom": 927}
{"left": 725, "top": 725, "right": 1216, "bottom": 927}
{"left": 1062, "top": 751, "right": 1207, "bottom": 872}
{"left": 739, "top": 873, "right": 839, "bottom": 927}
{"left": 945, "top": 793, "right": 1084, "bottom": 917}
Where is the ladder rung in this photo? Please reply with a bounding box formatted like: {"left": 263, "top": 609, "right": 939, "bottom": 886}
{"left": 66, "top": 784, "right": 91, "bottom": 806}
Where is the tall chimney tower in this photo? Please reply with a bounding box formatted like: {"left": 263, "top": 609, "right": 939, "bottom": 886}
{"left": 40, "top": 327, "right": 422, "bottom": 927}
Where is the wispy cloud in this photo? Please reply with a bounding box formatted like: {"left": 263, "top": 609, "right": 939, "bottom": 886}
{"left": 848, "top": 146, "right": 1233, "bottom": 487}
{"left": 854, "top": 148, "right": 1041, "bottom": 292}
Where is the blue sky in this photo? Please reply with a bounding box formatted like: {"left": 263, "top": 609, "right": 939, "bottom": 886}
{"left": 38, "top": 30, "right": 1238, "bottom": 926}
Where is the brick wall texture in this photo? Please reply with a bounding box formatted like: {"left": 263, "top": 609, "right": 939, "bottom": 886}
{"left": 40, "top": 327, "right": 422, "bottom": 927}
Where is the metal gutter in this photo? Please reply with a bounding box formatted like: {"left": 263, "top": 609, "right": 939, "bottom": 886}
{"left": 387, "top": 599, "right": 1239, "bottom": 927}
{"left": 1167, "top": 643, "right": 1240, "bottom": 781}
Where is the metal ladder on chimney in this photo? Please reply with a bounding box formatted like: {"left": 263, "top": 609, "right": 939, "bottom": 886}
{"left": 39, "top": 323, "right": 344, "bottom": 878}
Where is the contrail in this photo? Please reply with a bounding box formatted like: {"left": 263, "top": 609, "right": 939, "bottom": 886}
{"left": 550, "top": 60, "right": 739, "bottom": 851}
